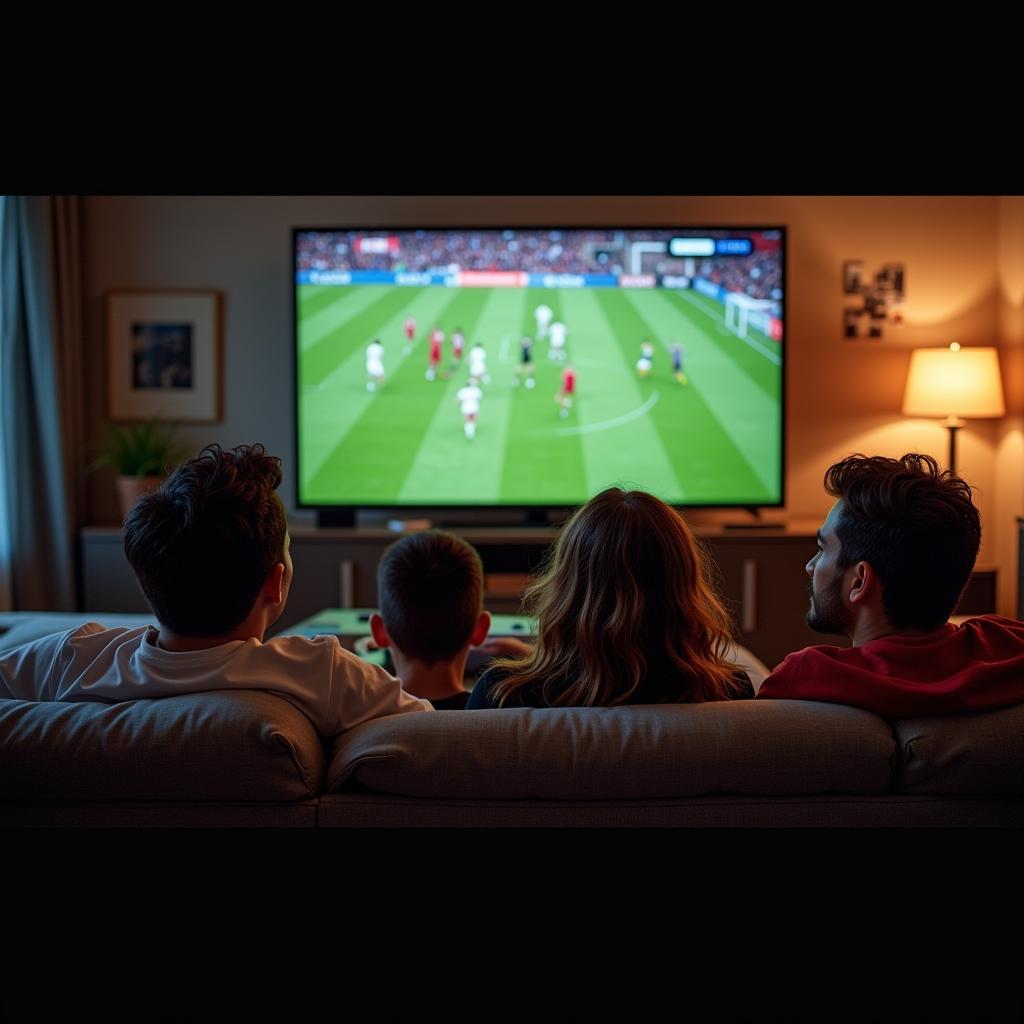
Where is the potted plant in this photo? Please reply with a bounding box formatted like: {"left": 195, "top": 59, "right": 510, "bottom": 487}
{"left": 89, "top": 417, "right": 185, "bottom": 519}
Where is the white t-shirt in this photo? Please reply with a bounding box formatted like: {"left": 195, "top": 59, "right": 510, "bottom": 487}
{"left": 0, "top": 624, "right": 432, "bottom": 738}
{"left": 549, "top": 322, "right": 567, "bottom": 347}
{"left": 457, "top": 384, "right": 482, "bottom": 415}
{"left": 366, "top": 342, "right": 385, "bottom": 373}
{"left": 468, "top": 347, "right": 487, "bottom": 375}
{"left": 535, "top": 304, "right": 553, "bottom": 326}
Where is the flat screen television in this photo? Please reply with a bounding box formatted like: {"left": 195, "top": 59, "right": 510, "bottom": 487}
{"left": 293, "top": 226, "right": 784, "bottom": 520}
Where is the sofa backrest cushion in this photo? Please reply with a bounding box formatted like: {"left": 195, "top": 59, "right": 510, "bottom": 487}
{"left": 328, "top": 700, "right": 895, "bottom": 799}
{"left": 0, "top": 613, "right": 154, "bottom": 654}
{"left": 894, "top": 702, "right": 1024, "bottom": 795}
{"left": 0, "top": 691, "right": 325, "bottom": 801}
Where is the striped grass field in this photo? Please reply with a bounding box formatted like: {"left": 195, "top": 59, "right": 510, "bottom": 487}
{"left": 297, "top": 284, "right": 782, "bottom": 506}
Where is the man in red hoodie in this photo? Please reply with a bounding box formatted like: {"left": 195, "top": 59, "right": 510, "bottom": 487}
{"left": 757, "top": 453, "right": 1024, "bottom": 717}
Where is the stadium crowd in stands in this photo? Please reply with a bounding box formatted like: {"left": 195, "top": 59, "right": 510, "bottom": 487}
{"left": 296, "top": 229, "right": 781, "bottom": 300}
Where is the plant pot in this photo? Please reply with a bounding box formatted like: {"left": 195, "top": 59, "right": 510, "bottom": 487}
{"left": 116, "top": 475, "right": 164, "bottom": 519}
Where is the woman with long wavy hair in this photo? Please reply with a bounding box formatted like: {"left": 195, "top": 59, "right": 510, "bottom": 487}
{"left": 466, "top": 487, "right": 754, "bottom": 708}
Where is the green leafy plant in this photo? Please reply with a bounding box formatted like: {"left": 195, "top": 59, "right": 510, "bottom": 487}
{"left": 88, "top": 417, "right": 185, "bottom": 478}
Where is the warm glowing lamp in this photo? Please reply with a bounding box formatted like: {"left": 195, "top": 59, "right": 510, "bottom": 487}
{"left": 902, "top": 343, "right": 1005, "bottom": 474}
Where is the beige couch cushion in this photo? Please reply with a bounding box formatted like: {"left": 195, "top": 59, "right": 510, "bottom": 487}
{"left": 0, "top": 691, "right": 325, "bottom": 801}
{"left": 894, "top": 702, "right": 1024, "bottom": 795}
{"left": 329, "top": 700, "right": 895, "bottom": 799}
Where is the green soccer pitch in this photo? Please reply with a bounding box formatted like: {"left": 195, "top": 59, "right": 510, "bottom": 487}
{"left": 296, "top": 284, "right": 782, "bottom": 506}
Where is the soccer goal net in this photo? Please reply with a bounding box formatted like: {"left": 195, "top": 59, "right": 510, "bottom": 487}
{"left": 724, "top": 293, "right": 778, "bottom": 339}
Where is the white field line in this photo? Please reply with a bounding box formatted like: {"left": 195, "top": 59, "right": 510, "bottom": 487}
{"left": 529, "top": 391, "right": 661, "bottom": 437}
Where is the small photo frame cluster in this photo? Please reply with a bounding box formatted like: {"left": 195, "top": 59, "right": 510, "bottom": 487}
{"left": 842, "top": 261, "right": 905, "bottom": 340}
{"left": 106, "top": 290, "right": 223, "bottom": 421}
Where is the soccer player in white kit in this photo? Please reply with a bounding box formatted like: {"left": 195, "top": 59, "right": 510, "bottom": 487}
{"left": 468, "top": 342, "right": 489, "bottom": 384}
{"left": 456, "top": 380, "right": 483, "bottom": 440}
{"left": 366, "top": 339, "right": 385, "bottom": 391}
{"left": 450, "top": 327, "right": 466, "bottom": 372}
{"left": 534, "top": 303, "right": 553, "bottom": 341}
{"left": 548, "top": 320, "right": 568, "bottom": 361}
{"left": 636, "top": 339, "right": 654, "bottom": 377}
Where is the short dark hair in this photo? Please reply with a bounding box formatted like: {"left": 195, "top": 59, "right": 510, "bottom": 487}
{"left": 824, "top": 453, "right": 981, "bottom": 631}
{"left": 377, "top": 531, "right": 483, "bottom": 665}
{"left": 124, "top": 444, "right": 287, "bottom": 636}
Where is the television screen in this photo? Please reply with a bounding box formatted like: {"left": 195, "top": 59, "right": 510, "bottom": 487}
{"left": 294, "top": 227, "right": 784, "bottom": 511}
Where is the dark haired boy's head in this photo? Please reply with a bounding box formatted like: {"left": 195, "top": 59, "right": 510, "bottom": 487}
{"left": 123, "top": 443, "right": 290, "bottom": 637}
{"left": 373, "top": 531, "right": 486, "bottom": 665}
{"left": 807, "top": 453, "right": 981, "bottom": 635}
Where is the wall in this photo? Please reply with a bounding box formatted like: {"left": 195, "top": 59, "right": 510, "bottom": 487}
{"left": 995, "top": 196, "right": 1024, "bottom": 617}
{"left": 80, "top": 195, "right": 1021, "bottom": 613}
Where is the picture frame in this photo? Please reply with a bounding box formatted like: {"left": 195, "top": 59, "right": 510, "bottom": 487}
{"left": 106, "top": 290, "right": 223, "bottom": 421}
{"left": 842, "top": 259, "right": 864, "bottom": 295}
{"left": 841, "top": 260, "right": 906, "bottom": 341}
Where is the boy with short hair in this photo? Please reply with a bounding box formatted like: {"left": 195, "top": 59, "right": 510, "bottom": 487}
{"left": 371, "top": 531, "right": 494, "bottom": 709}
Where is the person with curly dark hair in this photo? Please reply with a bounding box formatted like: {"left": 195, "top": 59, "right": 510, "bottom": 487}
{"left": 0, "top": 444, "right": 432, "bottom": 736}
{"left": 757, "top": 453, "right": 1024, "bottom": 716}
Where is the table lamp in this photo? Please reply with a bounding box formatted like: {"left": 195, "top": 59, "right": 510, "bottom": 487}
{"left": 902, "top": 343, "right": 1005, "bottom": 474}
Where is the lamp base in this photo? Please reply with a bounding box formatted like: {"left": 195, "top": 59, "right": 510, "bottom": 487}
{"left": 944, "top": 416, "right": 965, "bottom": 476}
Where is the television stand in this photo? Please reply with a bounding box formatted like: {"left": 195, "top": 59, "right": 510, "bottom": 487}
{"left": 721, "top": 506, "right": 784, "bottom": 530}
{"left": 318, "top": 508, "right": 356, "bottom": 528}
{"left": 521, "top": 508, "right": 550, "bottom": 527}
{"left": 322, "top": 507, "right": 568, "bottom": 530}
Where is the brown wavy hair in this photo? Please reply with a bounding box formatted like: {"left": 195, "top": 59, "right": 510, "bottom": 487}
{"left": 487, "top": 488, "right": 745, "bottom": 707}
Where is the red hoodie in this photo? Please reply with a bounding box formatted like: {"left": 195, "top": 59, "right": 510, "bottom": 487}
{"left": 757, "top": 615, "right": 1024, "bottom": 717}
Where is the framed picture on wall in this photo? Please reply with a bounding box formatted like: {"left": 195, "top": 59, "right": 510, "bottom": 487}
{"left": 106, "top": 290, "right": 223, "bottom": 421}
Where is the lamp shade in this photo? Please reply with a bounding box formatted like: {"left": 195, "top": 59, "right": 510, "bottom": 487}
{"left": 902, "top": 346, "right": 1005, "bottom": 419}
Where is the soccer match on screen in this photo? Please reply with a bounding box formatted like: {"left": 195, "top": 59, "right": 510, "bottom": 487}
{"left": 294, "top": 227, "right": 784, "bottom": 508}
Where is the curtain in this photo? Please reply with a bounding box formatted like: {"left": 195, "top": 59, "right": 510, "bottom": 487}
{"left": 0, "top": 199, "right": 10, "bottom": 608}
{"left": 0, "top": 196, "right": 85, "bottom": 610}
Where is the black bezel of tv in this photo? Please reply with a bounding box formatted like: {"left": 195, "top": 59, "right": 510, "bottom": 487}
{"left": 292, "top": 225, "right": 786, "bottom": 526}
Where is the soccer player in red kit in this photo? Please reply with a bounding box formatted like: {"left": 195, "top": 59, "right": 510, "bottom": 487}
{"left": 426, "top": 325, "right": 444, "bottom": 381}
{"left": 403, "top": 316, "right": 416, "bottom": 354}
{"left": 557, "top": 363, "right": 576, "bottom": 418}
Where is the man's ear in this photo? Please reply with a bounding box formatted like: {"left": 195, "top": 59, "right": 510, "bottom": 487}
{"left": 262, "top": 563, "right": 286, "bottom": 606}
{"left": 847, "top": 561, "right": 877, "bottom": 606}
{"left": 369, "top": 612, "right": 391, "bottom": 648}
{"left": 468, "top": 610, "right": 491, "bottom": 647}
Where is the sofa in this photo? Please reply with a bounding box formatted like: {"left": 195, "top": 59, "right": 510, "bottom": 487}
{"left": 2, "top": 613, "right": 1022, "bottom": 827}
